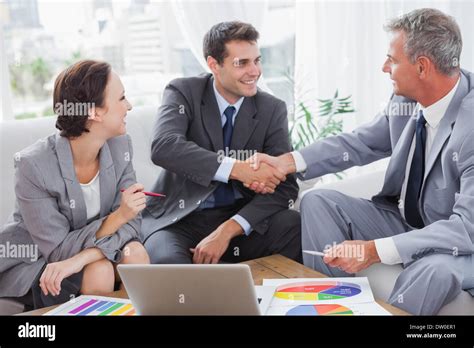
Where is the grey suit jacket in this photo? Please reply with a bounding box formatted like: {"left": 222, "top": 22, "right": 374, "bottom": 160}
{"left": 141, "top": 73, "right": 299, "bottom": 241}
{"left": 0, "top": 133, "right": 141, "bottom": 298}
{"left": 298, "top": 69, "right": 474, "bottom": 285}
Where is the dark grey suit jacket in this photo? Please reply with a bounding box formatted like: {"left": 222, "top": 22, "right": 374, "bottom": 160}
{"left": 0, "top": 133, "right": 141, "bottom": 298}
{"left": 141, "top": 73, "right": 298, "bottom": 240}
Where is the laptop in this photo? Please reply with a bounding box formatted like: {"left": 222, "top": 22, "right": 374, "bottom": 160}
{"left": 117, "top": 264, "right": 261, "bottom": 315}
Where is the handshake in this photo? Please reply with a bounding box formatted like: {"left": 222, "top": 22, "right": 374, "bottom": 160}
{"left": 229, "top": 153, "right": 297, "bottom": 194}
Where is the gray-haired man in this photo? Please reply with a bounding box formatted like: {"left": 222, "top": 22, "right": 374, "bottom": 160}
{"left": 250, "top": 8, "right": 474, "bottom": 315}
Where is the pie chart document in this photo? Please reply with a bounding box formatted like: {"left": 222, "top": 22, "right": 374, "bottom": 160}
{"left": 262, "top": 277, "right": 390, "bottom": 315}
{"left": 263, "top": 277, "right": 375, "bottom": 306}
{"left": 265, "top": 302, "right": 391, "bottom": 316}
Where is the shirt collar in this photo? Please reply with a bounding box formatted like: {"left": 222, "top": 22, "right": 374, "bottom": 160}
{"left": 213, "top": 80, "right": 244, "bottom": 116}
{"left": 418, "top": 77, "right": 460, "bottom": 129}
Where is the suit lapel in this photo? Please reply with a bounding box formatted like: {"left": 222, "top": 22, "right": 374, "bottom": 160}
{"left": 98, "top": 141, "right": 116, "bottom": 218}
{"left": 201, "top": 77, "right": 224, "bottom": 151}
{"left": 423, "top": 73, "right": 468, "bottom": 181}
{"left": 231, "top": 97, "right": 258, "bottom": 150}
{"left": 55, "top": 134, "right": 87, "bottom": 229}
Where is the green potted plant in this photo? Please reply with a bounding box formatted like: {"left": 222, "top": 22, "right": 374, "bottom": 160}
{"left": 288, "top": 88, "right": 355, "bottom": 191}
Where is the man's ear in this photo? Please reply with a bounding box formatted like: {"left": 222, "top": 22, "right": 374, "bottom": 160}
{"left": 417, "top": 56, "right": 431, "bottom": 79}
{"left": 207, "top": 56, "right": 219, "bottom": 75}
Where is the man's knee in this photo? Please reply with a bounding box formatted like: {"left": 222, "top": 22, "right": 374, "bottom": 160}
{"left": 265, "top": 210, "right": 302, "bottom": 262}
{"left": 144, "top": 232, "right": 192, "bottom": 264}
{"left": 143, "top": 233, "right": 163, "bottom": 263}
{"left": 416, "top": 255, "right": 461, "bottom": 281}
{"left": 391, "top": 255, "right": 462, "bottom": 314}
{"left": 420, "top": 256, "right": 462, "bottom": 293}
{"left": 153, "top": 251, "right": 192, "bottom": 264}
{"left": 301, "top": 189, "right": 343, "bottom": 214}
{"left": 269, "top": 209, "right": 300, "bottom": 232}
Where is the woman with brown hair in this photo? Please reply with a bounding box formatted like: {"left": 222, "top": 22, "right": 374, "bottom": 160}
{"left": 0, "top": 60, "right": 149, "bottom": 310}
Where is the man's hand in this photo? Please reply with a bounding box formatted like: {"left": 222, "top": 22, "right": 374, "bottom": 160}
{"left": 230, "top": 160, "right": 286, "bottom": 194}
{"left": 245, "top": 153, "right": 296, "bottom": 193}
{"left": 322, "top": 240, "right": 381, "bottom": 274}
{"left": 190, "top": 219, "right": 244, "bottom": 264}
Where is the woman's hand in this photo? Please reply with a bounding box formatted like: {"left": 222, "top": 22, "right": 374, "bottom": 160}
{"left": 95, "top": 183, "right": 146, "bottom": 240}
{"left": 117, "top": 183, "right": 146, "bottom": 223}
{"left": 39, "top": 257, "right": 84, "bottom": 296}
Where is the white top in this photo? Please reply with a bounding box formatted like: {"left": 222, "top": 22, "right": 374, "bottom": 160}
{"left": 80, "top": 170, "right": 101, "bottom": 220}
{"left": 291, "top": 77, "right": 460, "bottom": 265}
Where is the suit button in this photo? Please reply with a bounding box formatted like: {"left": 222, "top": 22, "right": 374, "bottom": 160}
{"left": 196, "top": 200, "right": 201, "bottom": 204}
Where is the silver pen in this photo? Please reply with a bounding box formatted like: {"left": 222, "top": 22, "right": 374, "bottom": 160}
{"left": 303, "top": 250, "right": 326, "bottom": 257}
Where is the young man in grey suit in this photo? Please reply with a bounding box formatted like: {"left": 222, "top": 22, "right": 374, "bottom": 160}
{"left": 250, "top": 8, "right": 474, "bottom": 315}
{"left": 141, "top": 21, "right": 301, "bottom": 264}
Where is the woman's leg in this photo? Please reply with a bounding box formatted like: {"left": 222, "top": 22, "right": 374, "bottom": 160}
{"left": 121, "top": 241, "right": 151, "bottom": 265}
{"left": 80, "top": 259, "right": 115, "bottom": 295}
{"left": 114, "top": 241, "right": 150, "bottom": 288}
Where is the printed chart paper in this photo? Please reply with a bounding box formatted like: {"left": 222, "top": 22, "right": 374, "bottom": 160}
{"left": 255, "top": 285, "right": 276, "bottom": 315}
{"left": 263, "top": 277, "right": 375, "bottom": 305}
{"left": 266, "top": 302, "right": 390, "bottom": 316}
{"left": 262, "top": 277, "right": 391, "bottom": 315}
{"left": 44, "top": 295, "right": 135, "bottom": 316}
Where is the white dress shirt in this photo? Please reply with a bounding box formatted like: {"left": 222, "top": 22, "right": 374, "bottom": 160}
{"left": 199, "top": 81, "right": 252, "bottom": 235}
{"left": 291, "top": 77, "right": 460, "bottom": 264}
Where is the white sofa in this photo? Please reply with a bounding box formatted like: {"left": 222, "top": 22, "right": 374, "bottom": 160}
{"left": 1, "top": 106, "right": 473, "bottom": 314}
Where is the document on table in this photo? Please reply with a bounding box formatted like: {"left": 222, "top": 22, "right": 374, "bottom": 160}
{"left": 255, "top": 285, "right": 276, "bottom": 315}
{"left": 262, "top": 277, "right": 391, "bottom": 316}
{"left": 44, "top": 295, "right": 135, "bottom": 316}
{"left": 265, "top": 301, "right": 390, "bottom": 316}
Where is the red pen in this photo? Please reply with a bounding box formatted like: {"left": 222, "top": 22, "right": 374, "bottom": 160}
{"left": 120, "top": 189, "right": 166, "bottom": 197}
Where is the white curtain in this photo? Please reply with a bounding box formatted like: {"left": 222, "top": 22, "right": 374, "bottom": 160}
{"left": 294, "top": 0, "right": 474, "bottom": 178}
{"left": 0, "top": 22, "right": 13, "bottom": 121}
{"left": 295, "top": 0, "right": 474, "bottom": 127}
{"left": 171, "top": 0, "right": 272, "bottom": 91}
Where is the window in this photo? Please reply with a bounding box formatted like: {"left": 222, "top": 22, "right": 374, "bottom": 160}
{"left": 0, "top": 0, "right": 295, "bottom": 120}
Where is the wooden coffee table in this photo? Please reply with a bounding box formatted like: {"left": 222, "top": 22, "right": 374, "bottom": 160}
{"left": 21, "top": 254, "right": 408, "bottom": 315}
